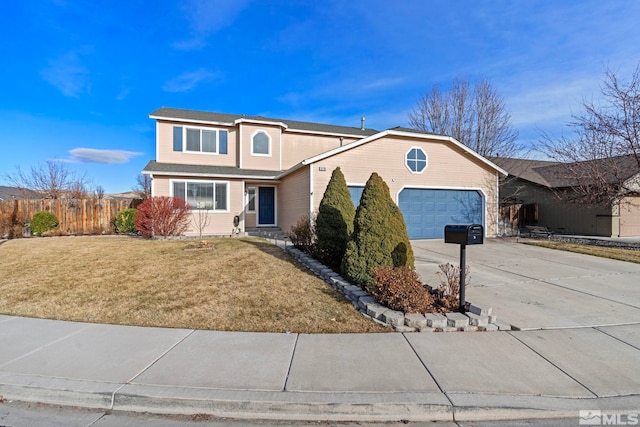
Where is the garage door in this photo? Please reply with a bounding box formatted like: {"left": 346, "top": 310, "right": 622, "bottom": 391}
{"left": 398, "top": 189, "right": 483, "bottom": 239}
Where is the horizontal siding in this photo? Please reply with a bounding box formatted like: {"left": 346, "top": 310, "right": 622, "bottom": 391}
{"left": 501, "top": 179, "right": 612, "bottom": 235}
{"left": 620, "top": 197, "right": 640, "bottom": 237}
{"left": 239, "top": 123, "right": 282, "bottom": 171}
{"left": 151, "top": 176, "right": 245, "bottom": 236}
{"left": 278, "top": 166, "right": 311, "bottom": 235}
{"left": 310, "top": 135, "right": 500, "bottom": 236}
{"left": 156, "top": 120, "right": 237, "bottom": 167}
{"left": 281, "top": 134, "right": 358, "bottom": 169}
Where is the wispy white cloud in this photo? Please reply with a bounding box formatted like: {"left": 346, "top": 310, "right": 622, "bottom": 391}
{"left": 163, "top": 68, "right": 220, "bottom": 92}
{"left": 362, "top": 77, "right": 405, "bottom": 91}
{"left": 61, "top": 148, "right": 143, "bottom": 164}
{"left": 41, "top": 51, "right": 90, "bottom": 97}
{"left": 173, "top": 0, "right": 251, "bottom": 50}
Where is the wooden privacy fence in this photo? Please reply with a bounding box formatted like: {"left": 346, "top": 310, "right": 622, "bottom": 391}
{"left": 498, "top": 203, "right": 538, "bottom": 236}
{"left": 0, "top": 198, "right": 141, "bottom": 236}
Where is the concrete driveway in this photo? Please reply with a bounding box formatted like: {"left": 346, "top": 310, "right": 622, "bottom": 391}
{"left": 412, "top": 238, "right": 640, "bottom": 330}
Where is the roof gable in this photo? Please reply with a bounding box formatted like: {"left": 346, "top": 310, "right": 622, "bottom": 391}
{"left": 278, "top": 129, "right": 507, "bottom": 179}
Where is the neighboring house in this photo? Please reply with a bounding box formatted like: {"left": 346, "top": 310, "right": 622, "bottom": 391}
{"left": 143, "top": 107, "right": 507, "bottom": 239}
{"left": 492, "top": 156, "right": 640, "bottom": 237}
{"left": 0, "top": 186, "right": 40, "bottom": 201}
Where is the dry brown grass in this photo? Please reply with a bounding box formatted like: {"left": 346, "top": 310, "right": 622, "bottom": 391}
{"left": 0, "top": 236, "right": 387, "bottom": 333}
{"left": 525, "top": 240, "right": 640, "bottom": 264}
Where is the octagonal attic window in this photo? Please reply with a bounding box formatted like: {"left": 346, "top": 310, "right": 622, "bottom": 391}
{"left": 406, "top": 147, "right": 427, "bottom": 173}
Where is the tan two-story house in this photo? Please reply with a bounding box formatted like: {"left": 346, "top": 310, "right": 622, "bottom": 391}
{"left": 143, "top": 107, "right": 507, "bottom": 239}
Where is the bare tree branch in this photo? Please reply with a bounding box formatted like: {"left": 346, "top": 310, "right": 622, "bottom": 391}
{"left": 6, "top": 161, "right": 89, "bottom": 199}
{"left": 538, "top": 65, "right": 640, "bottom": 206}
{"left": 133, "top": 174, "right": 152, "bottom": 199}
{"left": 409, "top": 77, "right": 520, "bottom": 158}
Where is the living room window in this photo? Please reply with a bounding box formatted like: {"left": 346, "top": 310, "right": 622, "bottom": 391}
{"left": 406, "top": 147, "right": 427, "bottom": 173}
{"left": 173, "top": 126, "right": 228, "bottom": 155}
{"left": 251, "top": 130, "right": 271, "bottom": 156}
{"left": 172, "top": 180, "right": 229, "bottom": 211}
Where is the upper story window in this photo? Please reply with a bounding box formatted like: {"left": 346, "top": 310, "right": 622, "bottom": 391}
{"left": 251, "top": 130, "right": 271, "bottom": 156}
{"left": 406, "top": 147, "right": 427, "bottom": 173}
{"left": 173, "top": 126, "right": 228, "bottom": 155}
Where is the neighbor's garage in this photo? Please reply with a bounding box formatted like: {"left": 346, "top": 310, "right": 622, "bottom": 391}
{"left": 398, "top": 188, "right": 484, "bottom": 239}
{"left": 619, "top": 196, "right": 640, "bottom": 237}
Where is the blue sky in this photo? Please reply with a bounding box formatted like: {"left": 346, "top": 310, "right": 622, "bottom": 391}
{"left": 1, "top": 1, "right": 640, "bottom": 193}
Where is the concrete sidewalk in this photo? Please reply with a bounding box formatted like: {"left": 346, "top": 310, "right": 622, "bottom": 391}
{"left": 1, "top": 315, "right": 639, "bottom": 423}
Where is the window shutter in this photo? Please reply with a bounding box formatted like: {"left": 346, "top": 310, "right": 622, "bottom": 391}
{"left": 219, "top": 131, "right": 228, "bottom": 154}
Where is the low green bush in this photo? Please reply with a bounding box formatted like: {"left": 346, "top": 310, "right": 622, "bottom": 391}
{"left": 114, "top": 208, "right": 137, "bottom": 234}
{"left": 30, "top": 211, "right": 59, "bottom": 236}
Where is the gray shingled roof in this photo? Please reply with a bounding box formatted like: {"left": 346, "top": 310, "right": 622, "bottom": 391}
{"left": 142, "top": 161, "right": 280, "bottom": 179}
{"left": 489, "top": 157, "right": 560, "bottom": 187}
{"left": 150, "top": 107, "right": 379, "bottom": 137}
{"left": 491, "top": 155, "right": 640, "bottom": 188}
{"left": 388, "top": 126, "right": 449, "bottom": 138}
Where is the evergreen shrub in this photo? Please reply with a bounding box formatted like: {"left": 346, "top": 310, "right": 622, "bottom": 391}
{"left": 315, "top": 167, "right": 356, "bottom": 269}
{"left": 114, "top": 208, "right": 137, "bottom": 234}
{"left": 341, "top": 172, "right": 414, "bottom": 289}
{"left": 30, "top": 211, "right": 59, "bottom": 236}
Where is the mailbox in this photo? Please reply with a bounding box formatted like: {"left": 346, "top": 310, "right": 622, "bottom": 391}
{"left": 444, "top": 224, "right": 484, "bottom": 245}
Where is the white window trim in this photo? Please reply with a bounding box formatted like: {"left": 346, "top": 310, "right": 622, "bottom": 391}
{"left": 405, "top": 146, "right": 428, "bottom": 174}
{"left": 251, "top": 130, "right": 271, "bottom": 157}
{"left": 180, "top": 126, "right": 228, "bottom": 155}
{"left": 170, "top": 179, "right": 230, "bottom": 213}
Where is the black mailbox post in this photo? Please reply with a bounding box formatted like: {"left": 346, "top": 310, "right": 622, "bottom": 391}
{"left": 444, "top": 224, "right": 484, "bottom": 312}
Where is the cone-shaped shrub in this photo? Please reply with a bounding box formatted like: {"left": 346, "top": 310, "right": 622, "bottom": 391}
{"left": 315, "top": 167, "right": 356, "bottom": 269}
{"left": 341, "top": 172, "right": 414, "bottom": 289}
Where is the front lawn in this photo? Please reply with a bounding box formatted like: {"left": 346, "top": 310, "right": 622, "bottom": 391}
{"left": 525, "top": 240, "right": 640, "bottom": 263}
{"left": 0, "top": 236, "right": 387, "bottom": 333}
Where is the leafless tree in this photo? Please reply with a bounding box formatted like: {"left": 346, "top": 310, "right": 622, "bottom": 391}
{"left": 409, "top": 77, "right": 520, "bottom": 158}
{"left": 94, "top": 185, "right": 105, "bottom": 199}
{"left": 133, "top": 174, "right": 152, "bottom": 199}
{"left": 191, "top": 203, "right": 211, "bottom": 242}
{"left": 6, "top": 161, "right": 89, "bottom": 199}
{"left": 538, "top": 65, "right": 640, "bottom": 206}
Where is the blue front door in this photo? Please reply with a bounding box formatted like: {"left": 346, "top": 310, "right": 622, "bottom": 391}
{"left": 258, "top": 186, "right": 275, "bottom": 226}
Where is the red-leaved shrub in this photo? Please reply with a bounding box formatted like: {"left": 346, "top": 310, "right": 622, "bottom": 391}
{"left": 134, "top": 197, "right": 191, "bottom": 238}
{"left": 370, "top": 265, "right": 433, "bottom": 313}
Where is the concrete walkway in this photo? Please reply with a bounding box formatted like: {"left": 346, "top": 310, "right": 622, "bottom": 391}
{"left": 1, "top": 239, "right": 640, "bottom": 422}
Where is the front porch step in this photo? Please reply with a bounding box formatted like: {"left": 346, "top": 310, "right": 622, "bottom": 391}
{"left": 246, "top": 227, "right": 288, "bottom": 240}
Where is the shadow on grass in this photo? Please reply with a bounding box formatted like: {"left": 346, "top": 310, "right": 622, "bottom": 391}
{"left": 240, "top": 237, "right": 325, "bottom": 279}
{"left": 240, "top": 237, "right": 357, "bottom": 305}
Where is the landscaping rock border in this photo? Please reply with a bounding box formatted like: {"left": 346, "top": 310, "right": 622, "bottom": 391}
{"left": 549, "top": 235, "right": 640, "bottom": 251}
{"left": 285, "top": 247, "right": 512, "bottom": 332}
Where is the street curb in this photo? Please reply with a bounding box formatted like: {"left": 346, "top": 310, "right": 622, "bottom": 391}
{"left": 2, "top": 376, "right": 639, "bottom": 422}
